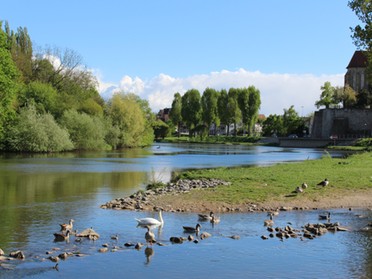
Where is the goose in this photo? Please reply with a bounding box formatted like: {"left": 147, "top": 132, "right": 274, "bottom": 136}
{"left": 211, "top": 214, "right": 220, "bottom": 224}
{"left": 183, "top": 223, "right": 201, "bottom": 234}
{"left": 264, "top": 214, "right": 274, "bottom": 227}
{"left": 145, "top": 226, "right": 156, "bottom": 245}
{"left": 198, "top": 211, "right": 214, "bottom": 221}
{"left": 319, "top": 212, "right": 331, "bottom": 220}
{"left": 60, "top": 219, "right": 74, "bottom": 231}
{"left": 317, "top": 178, "right": 329, "bottom": 187}
{"left": 295, "top": 186, "right": 304, "bottom": 193}
{"left": 301, "top": 183, "right": 308, "bottom": 189}
{"left": 135, "top": 210, "right": 164, "bottom": 227}
{"left": 54, "top": 230, "right": 70, "bottom": 242}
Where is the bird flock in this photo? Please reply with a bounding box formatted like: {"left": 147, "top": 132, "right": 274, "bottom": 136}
{"left": 293, "top": 178, "right": 329, "bottom": 194}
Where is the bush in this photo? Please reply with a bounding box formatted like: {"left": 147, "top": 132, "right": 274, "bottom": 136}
{"left": 6, "top": 105, "right": 73, "bottom": 152}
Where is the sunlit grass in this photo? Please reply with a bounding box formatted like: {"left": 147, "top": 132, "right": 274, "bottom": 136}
{"left": 176, "top": 152, "right": 372, "bottom": 204}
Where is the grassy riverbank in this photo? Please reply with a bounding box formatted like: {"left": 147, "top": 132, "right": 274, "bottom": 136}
{"left": 153, "top": 151, "right": 372, "bottom": 211}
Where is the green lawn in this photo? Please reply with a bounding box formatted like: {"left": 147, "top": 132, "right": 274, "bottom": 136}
{"left": 175, "top": 152, "right": 372, "bottom": 204}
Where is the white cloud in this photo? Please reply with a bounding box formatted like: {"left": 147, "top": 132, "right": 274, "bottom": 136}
{"left": 97, "top": 69, "right": 344, "bottom": 116}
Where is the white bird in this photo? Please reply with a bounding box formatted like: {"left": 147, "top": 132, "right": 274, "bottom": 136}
{"left": 295, "top": 186, "right": 304, "bottom": 193}
{"left": 135, "top": 210, "right": 164, "bottom": 227}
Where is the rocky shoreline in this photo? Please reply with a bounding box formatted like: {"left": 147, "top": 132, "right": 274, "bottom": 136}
{"left": 100, "top": 178, "right": 313, "bottom": 213}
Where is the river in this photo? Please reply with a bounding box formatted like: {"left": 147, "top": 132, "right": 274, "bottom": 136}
{"left": 0, "top": 143, "right": 371, "bottom": 278}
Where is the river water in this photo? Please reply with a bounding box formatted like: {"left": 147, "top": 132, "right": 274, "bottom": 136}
{"left": 0, "top": 143, "right": 371, "bottom": 278}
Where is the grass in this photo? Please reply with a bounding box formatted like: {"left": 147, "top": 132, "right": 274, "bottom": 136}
{"left": 174, "top": 151, "right": 372, "bottom": 205}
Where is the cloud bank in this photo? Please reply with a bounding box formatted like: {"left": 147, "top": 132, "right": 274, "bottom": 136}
{"left": 97, "top": 69, "right": 344, "bottom": 116}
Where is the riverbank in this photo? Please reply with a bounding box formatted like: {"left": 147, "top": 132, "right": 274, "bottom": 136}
{"left": 102, "top": 152, "right": 372, "bottom": 213}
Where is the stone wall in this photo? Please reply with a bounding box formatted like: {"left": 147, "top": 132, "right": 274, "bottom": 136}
{"left": 312, "top": 109, "right": 372, "bottom": 139}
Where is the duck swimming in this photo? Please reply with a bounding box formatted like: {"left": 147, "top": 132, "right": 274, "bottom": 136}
{"left": 60, "top": 219, "right": 74, "bottom": 231}
{"left": 198, "top": 211, "right": 214, "bottom": 221}
{"left": 54, "top": 230, "right": 70, "bottom": 242}
{"left": 145, "top": 226, "right": 156, "bottom": 246}
{"left": 183, "top": 223, "right": 201, "bottom": 233}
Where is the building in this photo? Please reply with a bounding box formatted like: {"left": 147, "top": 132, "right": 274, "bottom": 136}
{"left": 156, "top": 108, "right": 171, "bottom": 122}
{"left": 344, "top": 50, "right": 368, "bottom": 92}
{"left": 311, "top": 51, "right": 372, "bottom": 139}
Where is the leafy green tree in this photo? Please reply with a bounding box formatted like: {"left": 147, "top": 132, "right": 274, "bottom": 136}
{"left": 333, "top": 85, "right": 357, "bottom": 108}
{"left": 0, "top": 24, "right": 19, "bottom": 145}
{"left": 348, "top": 0, "right": 372, "bottom": 50}
{"left": 262, "top": 114, "right": 284, "bottom": 137}
{"left": 153, "top": 119, "right": 170, "bottom": 139}
{"left": 181, "top": 89, "right": 202, "bottom": 137}
{"left": 60, "top": 109, "right": 108, "bottom": 150}
{"left": 170, "top": 92, "right": 182, "bottom": 137}
{"left": 4, "top": 22, "right": 33, "bottom": 82}
{"left": 217, "top": 89, "right": 229, "bottom": 135}
{"left": 106, "top": 93, "right": 154, "bottom": 147}
{"left": 315, "top": 81, "right": 335, "bottom": 109}
{"left": 247, "top": 86, "right": 261, "bottom": 135}
{"left": 201, "top": 88, "right": 220, "bottom": 136}
{"left": 227, "top": 88, "right": 241, "bottom": 136}
{"left": 237, "top": 88, "right": 250, "bottom": 135}
{"left": 6, "top": 105, "right": 73, "bottom": 152}
{"left": 283, "top": 105, "right": 305, "bottom": 136}
{"left": 18, "top": 81, "right": 58, "bottom": 114}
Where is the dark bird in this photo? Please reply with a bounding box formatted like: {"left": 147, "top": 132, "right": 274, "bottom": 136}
{"left": 198, "top": 211, "right": 214, "bottom": 221}
{"left": 317, "top": 178, "right": 329, "bottom": 187}
{"left": 319, "top": 212, "right": 331, "bottom": 221}
{"left": 183, "top": 223, "right": 201, "bottom": 234}
{"left": 53, "top": 230, "right": 70, "bottom": 242}
{"left": 145, "top": 226, "right": 156, "bottom": 245}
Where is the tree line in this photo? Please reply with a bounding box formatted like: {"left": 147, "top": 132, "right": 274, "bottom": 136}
{"left": 0, "top": 21, "right": 155, "bottom": 152}
{"left": 167, "top": 86, "right": 261, "bottom": 138}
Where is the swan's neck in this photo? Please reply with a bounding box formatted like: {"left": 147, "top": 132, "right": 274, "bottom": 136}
{"left": 158, "top": 211, "right": 164, "bottom": 224}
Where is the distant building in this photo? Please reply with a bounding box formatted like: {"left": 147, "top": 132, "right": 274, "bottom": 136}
{"left": 157, "top": 108, "right": 171, "bottom": 122}
{"left": 344, "top": 50, "right": 368, "bottom": 92}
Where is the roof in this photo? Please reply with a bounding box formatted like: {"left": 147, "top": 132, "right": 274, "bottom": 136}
{"left": 346, "top": 50, "right": 368, "bottom": 68}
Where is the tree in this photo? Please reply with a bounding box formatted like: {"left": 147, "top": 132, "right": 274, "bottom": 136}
{"left": 106, "top": 93, "right": 154, "bottom": 148}
{"left": 237, "top": 88, "right": 250, "bottom": 135}
{"left": 283, "top": 105, "right": 304, "bottom": 136}
{"left": 181, "top": 89, "right": 201, "bottom": 137}
{"left": 227, "top": 88, "right": 241, "bottom": 136}
{"left": 6, "top": 105, "right": 73, "bottom": 152}
{"left": 247, "top": 86, "right": 261, "bottom": 135}
{"left": 0, "top": 23, "right": 19, "bottom": 145}
{"left": 348, "top": 0, "right": 372, "bottom": 50}
{"left": 315, "top": 81, "right": 335, "bottom": 109}
{"left": 262, "top": 114, "right": 284, "bottom": 137}
{"left": 169, "top": 92, "right": 182, "bottom": 137}
{"left": 217, "top": 89, "right": 229, "bottom": 135}
{"left": 60, "top": 109, "right": 108, "bottom": 150}
{"left": 201, "top": 88, "right": 220, "bottom": 136}
{"left": 333, "top": 85, "right": 357, "bottom": 108}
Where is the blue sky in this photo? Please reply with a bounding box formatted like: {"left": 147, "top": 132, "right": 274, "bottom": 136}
{"left": 1, "top": 0, "right": 360, "bottom": 115}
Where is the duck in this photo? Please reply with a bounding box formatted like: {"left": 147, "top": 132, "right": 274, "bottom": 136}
{"left": 145, "top": 226, "right": 156, "bottom": 245}
{"left": 198, "top": 211, "right": 214, "bottom": 221}
{"left": 317, "top": 178, "right": 329, "bottom": 187}
{"left": 301, "top": 182, "right": 308, "bottom": 189}
{"left": 183, "top": 223, "right": 201, "bottom": 234}
{"left": 60, "top": 219, "right": 74, "bottom": 231}
{"left": 264, "top": 214, "right": 274, "bottom": 227}
{"left": 319, "top": 212, "right": 331, "bottom": 220}
{"left": 54, "top": 230, "right": 70, "bottom": 242}
{"left": 135, "top": 210, "right": 164, "bottom": 227}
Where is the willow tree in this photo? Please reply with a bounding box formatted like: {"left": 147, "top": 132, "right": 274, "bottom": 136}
{"left": 169, "top": 92, "right": 182, "bottom": 137}
{"left": 106, "top": 93, "right": 154, "bottom": 148}
{"left": 181, "top": 89, "right": 201, "bottom": 137}
{"left": 201, "top": 88, "right": 220, "bottom": 136}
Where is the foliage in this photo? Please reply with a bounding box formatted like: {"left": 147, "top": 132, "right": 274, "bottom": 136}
{"left": 60, "top": 109, "right": 108, "bottom": 151}
{"left": 181, "top": 89, "right": 202, "bottom": 137}
{"left": 201, "top": 88, "right": 220, "bottom": 135}
{"left": 153, "top": 119, "right": 170, "bottom": 139}
{"left": 315, "top": 81, "right": 335, "bottom": 109}
{"left": 6, "top": 105, "right": 73, "bottom": 152}
{"left": 169, "top": 92, "right": 182, "bottom": 137}
{"left": 333, "top": 85, "right": 357, "bottom": 108}
{"left": 0, "top": 25, "right": 19, "bottom": 145}
{"left": 106, "top": 93, "right": 154, "bottom": 148}
{"left": 262, "top": 114, "right": 285, "bottom": 136}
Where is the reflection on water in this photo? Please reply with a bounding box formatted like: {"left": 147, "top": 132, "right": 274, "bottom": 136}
{"left": 0, "top": 143, "right": 368, "bottom": 279}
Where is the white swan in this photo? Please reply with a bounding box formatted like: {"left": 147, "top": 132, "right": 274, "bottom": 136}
{"left": 136, "top": 210, "right": 164, "bottom": 227}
